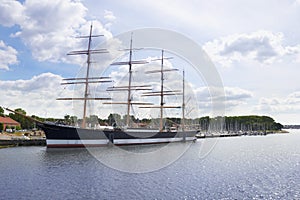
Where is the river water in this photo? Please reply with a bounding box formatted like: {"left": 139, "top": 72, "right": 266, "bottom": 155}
{"left": 0, "top": 130, "right": 299, "bottom": 199}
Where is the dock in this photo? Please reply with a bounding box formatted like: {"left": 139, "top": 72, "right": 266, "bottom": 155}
{"left": 0, "top": 139, "right": 46, "bottom": 147}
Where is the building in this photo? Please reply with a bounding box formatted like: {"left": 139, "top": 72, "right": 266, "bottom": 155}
{"left": 0, "top": 116, "right": 21, "bottom": 131}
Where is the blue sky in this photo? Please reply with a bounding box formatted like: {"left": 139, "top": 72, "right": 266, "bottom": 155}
{"left": 1, "top": 0, "right": 300, "bottom": 124}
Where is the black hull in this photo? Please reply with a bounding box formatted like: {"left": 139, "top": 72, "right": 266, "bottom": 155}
{"left": 38, "top": 122, "right": 198, "bottom": 148}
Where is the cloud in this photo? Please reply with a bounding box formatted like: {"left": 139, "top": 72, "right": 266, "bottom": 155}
{"left": 0, "top": 40, "right": 18, "bottom": 70}
{"left": 0, "top": 73, "right": 73, "bottom": 118}
{"left": 294, "top": 0, "right": 300, "bottom": 5}
{"left": 0, "top": 73, "right": 62, "bottom": 91}
{"left": 225, "top": 87, "right": 253, "bottom": 101}
{"left": 194, "top": 86, "right": 253, "bottom": 115}
{"left": 104, "top": 10, "right": 116, "bottom": 22}
{"left": 255, "top": 91, "right": 300, "bottom": 114}
{"left": 286, "top": 91, "right": 300, "bottom": 104}
{"left": 203, "top": 30, "right": 300, "bottom": 67}
{"left": 1, "top": 0, "right": 112, "bottom": 64}
{"left": 0, "top": 0, "right": 25, "bottom": 26}
{"left": 103, "top": 10, "right": 116, "bottom": 30}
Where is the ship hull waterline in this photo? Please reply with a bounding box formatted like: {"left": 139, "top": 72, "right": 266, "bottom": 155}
{"left": 38, "top": 123, "right": 198, "bottom": 148}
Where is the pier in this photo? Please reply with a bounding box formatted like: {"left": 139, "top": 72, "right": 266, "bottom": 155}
{"left": 0, "top": 139, "right": 46, "bottom": 147}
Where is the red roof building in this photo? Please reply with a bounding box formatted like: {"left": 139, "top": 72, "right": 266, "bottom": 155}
{"left": 0, "top": 116, "right": 21, "bottom": 130}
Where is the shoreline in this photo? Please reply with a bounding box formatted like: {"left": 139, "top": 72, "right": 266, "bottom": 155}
{"left": 0, "top": 130, "right": 292, "bottom": 148}
{"left": 0, "top": 139, "right": 46, "bottom": 147}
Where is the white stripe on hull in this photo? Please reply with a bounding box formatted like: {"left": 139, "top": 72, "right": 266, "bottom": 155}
{"left": 47, "top": 139, "right": 109, "bottom": 145}
{"left": 46, "top": 137, "right": 196, "bottom": 147}
{"left": 113, "top": 137, "right": 195, "bottom": 144}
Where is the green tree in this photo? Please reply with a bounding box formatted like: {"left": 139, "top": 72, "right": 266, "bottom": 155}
{"left": 108, "top": 113, "right": 121, "bottom": 126}
{"left": 86, "top": 115, "right": 99, "bottom": 127}
{"left": 70, "top": 116, "right": 78, "bottom": 126}
{"left": 273, "top": 122, "right": 283, "bottom": 130}
{"left": 16, "top": 125, "right": 21, "bottom": 131}
{"left": 0, "top": 106, "right": 4, "bottom": 117}
{"left": 64, "top": 115, "right": 71, "bottom": 125}
{"left": 9, "top": 108, "right": 33, "bottom": 129}
{"left": 0, "top": 123, "right": 3, "bottom": 132}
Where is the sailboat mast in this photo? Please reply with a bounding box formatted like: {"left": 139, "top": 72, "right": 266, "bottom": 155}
{"left": 182, "top": 70, "right": 185, "bottom": 131}
{"left": 126, "top": 34, "right": 133, "bottom": 127}
{"left": 159, "top": 50, "right": 164, "bottom": 132}
{"left": 82, "top": 25, "right": 93, "bottom": 128}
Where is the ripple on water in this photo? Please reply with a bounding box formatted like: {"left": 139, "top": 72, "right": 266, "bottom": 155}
{"left": 0, "top": 132, "right": 300, "bottom": 199}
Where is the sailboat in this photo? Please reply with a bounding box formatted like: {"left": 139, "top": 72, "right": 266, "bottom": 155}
{"left": 35, "top": 25, "right": 199, "bottom": 147}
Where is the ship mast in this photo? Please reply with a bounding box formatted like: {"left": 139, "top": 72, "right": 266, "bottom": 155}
{"left": 159, "top": 50, "right": 165, "bottom": 131}
{"left": 126, "top": 34, "right": 134, "bottom": 127}
{"left": 82, "top": 25, "right": 93, "bottom": 128}
{"left": 141, "top": 50, "right": 180, "bottom": 132}
{"left": 57, "top": 24, "right": 111, "bottom": 128}
{"left": 104, "top": 34, "right": 152, "bottom": 127}
{"left": 182, "top": 70, "right": 185, "bottom": 131}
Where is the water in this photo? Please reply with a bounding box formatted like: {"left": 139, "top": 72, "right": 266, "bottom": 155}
{"left": 0, "top": 131, "right": 299, "bottom": 199}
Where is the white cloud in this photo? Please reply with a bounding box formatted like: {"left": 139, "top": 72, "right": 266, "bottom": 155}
{"left": 0, "top": 0, "right": 25, "bottom": 26}
{"left": 103, "top": 10, "right": 116, "bottom": 30}
{"left": 0, "top": 73, "right": 61, "bottom": 91}
{"left": 104, "top": 10, "right": 116, "bottom": 22}
{"left": 1, "top": 0, "right": 112, "bottom": 64}
{"left": 286, "top": 91, "right": 300, "bottom": 104}
{"left": 294, "top": 0, "right": 300, "bottom": 5}
{"left": 203, "top": 30, "right": 300, "bottom": 67}
{"left": 0, "top": 73, "right": 73, "bottom": 118}
{"left": 194, "top": 86, "right": 253, "bottom": 115}
{"left": 0, "top": 40, "right": 18, "bottom": 70}
{"left": 225, "top": 87, "right": 253, "bottom": 100}
{"left": 255, "top": 91, "right": 300, "bottom": 114}
{"left": 224, "top": 87, "right": 253, "bottom": 110}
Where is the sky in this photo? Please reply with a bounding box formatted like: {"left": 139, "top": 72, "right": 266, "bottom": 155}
{"left": 1, "top": 0, "right": 300, "bottom": 124}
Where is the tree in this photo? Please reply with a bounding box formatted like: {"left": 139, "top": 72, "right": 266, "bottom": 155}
{"left": 0, "top": 123, "right": 3, "bottom": 132}
{"left": 0, "top": 106, "right": 4, "bottom": 117}
{"left": 70, "top": 116, "right": 78, "bottom": 126}
{"left": 9, "top": 108, "right": 33, "bottom": 129}
{"left": 86, "top": 115, "right": 99, "bottom": 127}
{"left": 108, "top": 113, "right": 121, "bottom": 126}
{"left": 64, "top": 115, "right": 71, "bottom": 125}
{"left": 16, "top": 125, "right": 21, "bottom": 131}
{"left": 197, "top": 115, "right": 283, "bottom": 132}
{"left": 273, "top": 122, "right": 283, "bottom": 130}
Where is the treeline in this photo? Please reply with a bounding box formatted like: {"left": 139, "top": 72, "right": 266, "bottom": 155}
{"left": 1, "top": 107, "right": 283, "bottom": 131}
{"left": 0, "top": 107, "right": 60, "bottom": 130}
{"left": 198, "top": 116, "right": 283, "bottom": 132}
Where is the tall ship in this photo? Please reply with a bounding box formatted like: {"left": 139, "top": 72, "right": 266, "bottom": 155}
{"left": 12, "top": 25, "right": 199, "bottom": 148}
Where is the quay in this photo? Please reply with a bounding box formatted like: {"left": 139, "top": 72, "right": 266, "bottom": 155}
{"left": 196, "top": 131, "right": 272, "bottom": 139}
{"left": 196, "top": 133, "right": 241, "bottom": 138}
{"left": 0, "top": 139, "right": 46, "bottom": 147}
